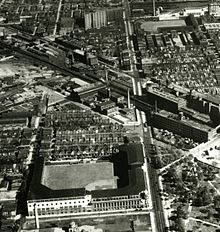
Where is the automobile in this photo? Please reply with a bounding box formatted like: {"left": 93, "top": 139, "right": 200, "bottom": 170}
{"left": 207, "top": 157, "right": 214, "bottom": 160}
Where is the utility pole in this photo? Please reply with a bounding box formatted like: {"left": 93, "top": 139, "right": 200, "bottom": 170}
{"left": 130, "top": 219, "right": 135, "bottom": 231}
{"left": 153, "top": 0, "right": 156, "bottom": 16}
{"left": 34, "top": 204, "right": 40, "bottom": 229}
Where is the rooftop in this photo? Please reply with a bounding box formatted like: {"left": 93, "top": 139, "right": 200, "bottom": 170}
{"left": 74, "top": 82, "right": 105, "bottom": 93}
{"left": 147, "top": 88, "right": 185, "bottom": 104}
{"left": 158, "top": 110, "right": 213, "bottom": 132}
{"left": 197, "top": 93, "right": 220, "bottom": 106}
{"left": 97, "top": 100, "right": 115, "bottom": 107}
{"left": 141, "top": 20, "right": 186, "bottom": 32}
{"left": 180, "top": 106, "right": 211, "bottom": 124}
{"left": 204, "top": 23, "right": 220, "bottom": 30}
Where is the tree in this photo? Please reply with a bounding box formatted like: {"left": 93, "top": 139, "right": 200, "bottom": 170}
{"left": 207, "top": 209, "right": 214, "bottom": 220}
{"left": 176, "top": 218, "right": 186, "bottom": 232}
{"left": 214, "top": 195, "right": 220, "bottom": 209}
{"left": 177, "top": 205, "right": 188, "bottom": 219}
{"left": 194, "top": 186, "right": 212, "bottom": 207}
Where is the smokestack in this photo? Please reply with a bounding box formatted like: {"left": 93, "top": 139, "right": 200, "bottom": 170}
{"left": 178, "top": 111, "right": 184, "bottom": 120}
{"left": 128, "top": 88, "right": 131, "bottom": 109}
{"left": 108, "top": 87, "right": 111, "bottom": 98}
{"left": 34, "top": 204, "right": 40, "bottom": 229}
{"left": 105, "top": 68, "right": 108, "bottom": 82}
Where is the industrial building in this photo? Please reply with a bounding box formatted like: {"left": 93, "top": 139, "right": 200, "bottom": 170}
{"left": 149, "top": 110, "right": 216, "bottom": 142}
{"left": 73, "top": 49, "right": 98, "bottom": 66}
{"left": 95, "top": 100, "right": 117, "bottom": 115}
{"left": 70, "top": 82, "right": 106, "bottom": 102}
{"left": 142, "top": 88, "right": 186, "bottom": 114}
{"left": 186, "top": 92, "right": 220, "bottom": 126}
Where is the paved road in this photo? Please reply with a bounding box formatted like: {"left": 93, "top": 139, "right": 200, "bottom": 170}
{"left": 54, "top": 0, "right": 64, "bottom": 35}
{"left": 123, "top": 0, "right": 167, "bottom": 231}
{"left": 122, "top": 1, "right": 166, "bottom": 231}
{"left": 189, "top": 217, "right": 220, "bottom": 228}
{"left": 144, "top": 127, "right": 167, "bottom": 232}
{"left": 27, "top": 208, "right": 151, "bottom": 221}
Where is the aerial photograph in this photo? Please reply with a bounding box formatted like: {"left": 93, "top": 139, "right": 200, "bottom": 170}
{"left": 1, "top": 0, "right": 220, "bottom": 232}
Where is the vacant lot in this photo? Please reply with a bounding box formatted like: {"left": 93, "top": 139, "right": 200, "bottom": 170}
{"left": 24, "top": 213, "right": 152, "bottom": 231}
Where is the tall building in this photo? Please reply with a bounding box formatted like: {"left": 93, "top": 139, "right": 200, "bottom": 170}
{"left": 85, "top": 12, "right": 92, "bottom": 30}
{"left": 85, "top": 10, "right": 107, "bottom": 30}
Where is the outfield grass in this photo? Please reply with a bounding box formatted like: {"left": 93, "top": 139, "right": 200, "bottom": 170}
{"left": 42, "top": 162, "right": 117, "bottom": 191}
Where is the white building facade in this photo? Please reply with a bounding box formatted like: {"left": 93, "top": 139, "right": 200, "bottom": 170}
{"left": 27, "top": 195, "right": 92, "bottom": 217}
{"left": 27, "top": 193, "right": 149, "bottom": 218}
{"left": 85, "top": 10, "right": 107, "bottom": 30}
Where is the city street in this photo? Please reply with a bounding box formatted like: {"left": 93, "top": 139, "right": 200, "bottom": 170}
{"left": 123, "top": 0, "right": 167, "bottom": 231}
{"left": 53, "top": 0, "right": 64, "bottom": 35}
{"left": 143, "top": 127, "right": 167, "bottom": 232}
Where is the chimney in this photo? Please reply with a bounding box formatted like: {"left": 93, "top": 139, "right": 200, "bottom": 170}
{"left": 108, "top": 88, "right": 111, "bottom": 98}
{"left": 178, "top": 111, "right": 184, "bottom": 120}
{"left": 127, "top": 88, "right": 131, "bottom": 109}
{"left": 176, "top": 91, "right": 179, "bottom": 97}
{"left": 105, "top": 68, "right": 108, "bottom": 82}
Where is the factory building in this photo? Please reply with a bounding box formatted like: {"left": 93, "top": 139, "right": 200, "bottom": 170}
{"left": 186, "top": 93, "right": 220, "bottom": 126}
{"left": 149, "top": 110, "right": 216, "bottom": 142}
{"left": 95, "top": 100, "right": 118, "bottom": 115}
{"left": 142, "top": 88, "right": 186, "bottom": 114}
{"left": 73, "top": 49, "right": 98, "bottom": 66}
